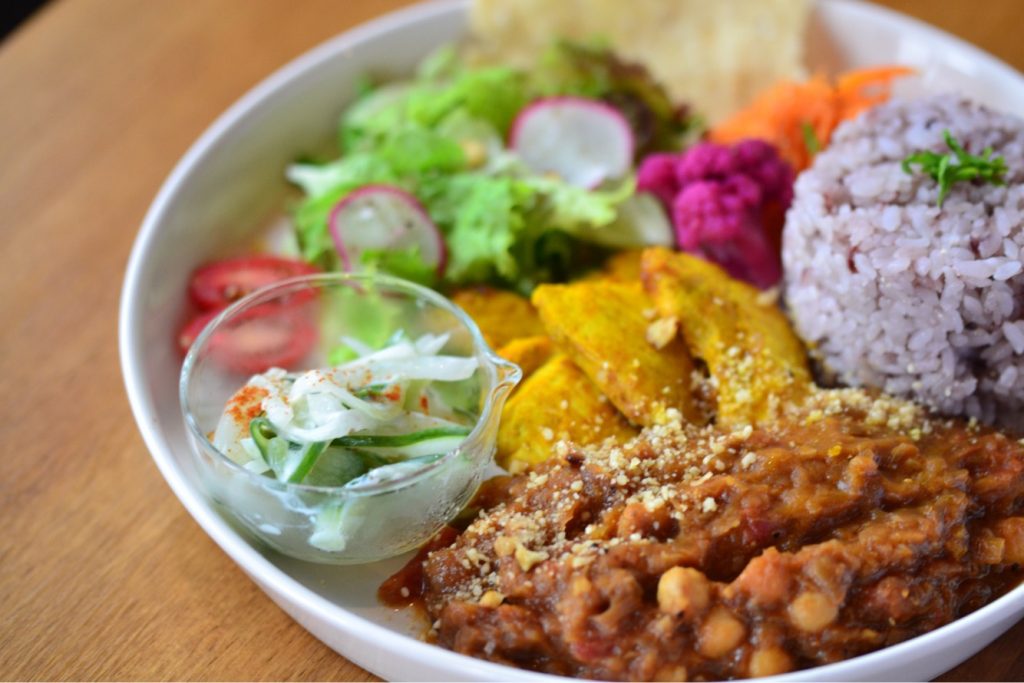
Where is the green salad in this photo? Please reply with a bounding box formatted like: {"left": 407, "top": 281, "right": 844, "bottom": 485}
{"left": 286, "top": 42, "right": 696, "bottom": 293}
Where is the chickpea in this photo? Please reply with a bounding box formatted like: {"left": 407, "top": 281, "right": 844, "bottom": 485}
{"left": 748, "top": 647, "right": 793, "bottom": 677}
{"left": 698, "top": 606, "right": 746, "bottom": 658}
{"left": 788, "top": 591, "right": 839, "bottom": 632}
{"left": 657, "top": 567, "right": 710, "bottom": 616}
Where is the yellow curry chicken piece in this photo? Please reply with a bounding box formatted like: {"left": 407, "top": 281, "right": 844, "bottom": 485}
{"left": 598, "top": 249, "right": 645, "bottom": 283}
{"left": 532, "top": 280, "right": 703, "bottom": 427}
{"left": 451, "top": 286, "right": 546, "bottom": 349}
{"left": 640, "top": 247, "right": 812, "bottom": 426}
{"left": 578, "top": 249, "right": 644, "bottom": 284}
{"left": 497, "top": 355, "right": 637, "bottom": 471}
{"left": 495, "top": 336, "right": 553, "bottom": 381}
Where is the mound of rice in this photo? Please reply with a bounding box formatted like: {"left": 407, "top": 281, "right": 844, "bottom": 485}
{"left": 783, "top": 94, "right": 1024, "bottom": 428}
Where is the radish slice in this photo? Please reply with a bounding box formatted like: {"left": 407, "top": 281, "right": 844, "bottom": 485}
{"left": 328, "top": 184, "right": 446, "bottom": 276}
{"left": 510, "top": 96, "right": 634, "bottom": 188}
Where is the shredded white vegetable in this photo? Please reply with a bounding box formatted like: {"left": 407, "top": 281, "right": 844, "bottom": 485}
{"left": 209, "top": 331, "right": 484, "bottom": 555}
{"left": 213, "top": 333, "right": 479, "bottom": 459}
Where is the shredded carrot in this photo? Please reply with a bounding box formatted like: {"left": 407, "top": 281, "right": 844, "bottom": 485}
{"left": 836, "top": 66, "right": 915, "bottom": 119}
{"left": 710, "top": 66, "right": 914, "bottom": 172}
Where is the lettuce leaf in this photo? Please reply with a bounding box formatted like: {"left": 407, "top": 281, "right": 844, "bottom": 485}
{"left": 520, "top": 174, "right": 635, "bottom": 231}
{"left": 401, "top": 66, "right": 529, "bottom": 136}
{"left": 288, "top": 154, "right": 401, "bottom": 265}
{"left": 288, "top": 125, "right": 465, "bottom": 267}
{"left": 339, "top": 83, "right": 415, "bottom": 152}
{"left": 340, "top": 48, "right": 530, "bottom": 152}
{"left": 421, "top": 172, "right": 634, "bottom": 288}
{"left": 287, "top": 154, "right": 397, "bottom": 198}
{"left": 375, "top": 126, "right": 465, "bottom": 176}
{"left": 359, "top": 247, "right": 438, "bottom": 286}
{"left": 534, "top": 41, "right": 700, "bottom": 156}
{"left": 420, "top": 174, "right": 528, "bottom": 282}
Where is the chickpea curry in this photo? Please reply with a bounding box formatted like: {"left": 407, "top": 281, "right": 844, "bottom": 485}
{"left": 382, "top": 248, "right": 1024, "bottom": 680}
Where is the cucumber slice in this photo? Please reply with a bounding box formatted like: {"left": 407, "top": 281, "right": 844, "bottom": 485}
{"left": 246, "top": 407, "right": 472, "bottom": 485}
{"left": 303, "top": 446, "right": 370, "bottom": 487}
{"left": 284, "top": 441, "right": 329, "bottom": 483}
{"left": 335, "top": 426, "right": 471, "bottom": 449}
{"left": 249, "top": 417, "right": 276, "bottom": 455}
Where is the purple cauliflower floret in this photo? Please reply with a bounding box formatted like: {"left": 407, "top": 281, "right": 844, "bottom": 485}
{"left": 637, "top": 139, "right": 794, "bottom": 288}
{"left": 734, "top": 139, "right": 794, "bottom": 207}
{"left": 635, "top": 153, "right": 679, "bottom": 209}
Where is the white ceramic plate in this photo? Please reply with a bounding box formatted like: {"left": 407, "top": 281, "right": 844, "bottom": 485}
{"left": 120, "top": 0, "right": 1024, "bottom": 680}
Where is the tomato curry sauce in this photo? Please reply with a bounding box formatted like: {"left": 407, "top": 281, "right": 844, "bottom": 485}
{"left": 388, "top": 388, "right": 1024, "bottom": 680}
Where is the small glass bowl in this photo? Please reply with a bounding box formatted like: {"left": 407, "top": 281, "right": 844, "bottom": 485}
{"left": 180, "top": 272, "right": 521, "bottom": 564}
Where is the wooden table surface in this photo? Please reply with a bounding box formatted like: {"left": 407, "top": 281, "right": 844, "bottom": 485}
{"left": 2, "top": 0, "right": 1024, "bottom": 680}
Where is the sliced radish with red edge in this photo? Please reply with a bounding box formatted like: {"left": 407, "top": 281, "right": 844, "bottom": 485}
{"left": 328, "top": 184, "right": 446, "bottom": 276}
{"left": 188, "top": 256, "right": 319, "bottom": 311}
{"left": 510, "top": 96, "right": 634, "bottom": 189}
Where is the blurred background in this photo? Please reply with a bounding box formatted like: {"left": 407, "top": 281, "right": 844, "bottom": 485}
{"left": 3, "top": 1, "right": 1022, "bottom": 70}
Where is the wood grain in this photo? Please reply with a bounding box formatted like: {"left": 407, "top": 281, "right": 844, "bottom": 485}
{"left": 0, "top": 0, "right": 1021, "bottom": 680}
